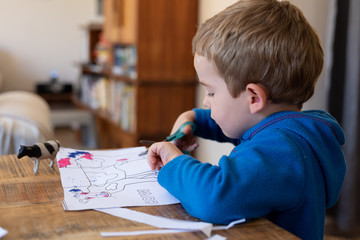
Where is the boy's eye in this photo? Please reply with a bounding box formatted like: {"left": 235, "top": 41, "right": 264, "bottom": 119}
{"left": 207, "top": 92, "right": 215, "bottom": 97}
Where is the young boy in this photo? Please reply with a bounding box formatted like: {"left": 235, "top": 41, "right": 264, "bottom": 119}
{"left": 146, "top": 0, "right": 346, "bottom": 239}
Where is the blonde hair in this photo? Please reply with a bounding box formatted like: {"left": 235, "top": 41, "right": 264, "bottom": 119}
{"left": 192, "top": 0, "right": 324, "bottom": 108}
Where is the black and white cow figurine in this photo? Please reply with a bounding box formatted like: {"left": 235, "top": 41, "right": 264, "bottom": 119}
{"left": 17, "top": 140, "right": 61, "bottom": 174}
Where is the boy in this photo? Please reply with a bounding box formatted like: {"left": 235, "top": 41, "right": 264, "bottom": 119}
{"left": 146, "top": 0, "right": 346, "bottom": 239}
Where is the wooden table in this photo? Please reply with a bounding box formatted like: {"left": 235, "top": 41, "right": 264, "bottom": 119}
{"left": 0, "top": 154, "right": 298, "bottom": 239}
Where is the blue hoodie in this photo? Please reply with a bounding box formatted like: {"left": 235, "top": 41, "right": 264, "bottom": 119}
{"left": 158, "top": 109, "right": 346, "bottom": 239}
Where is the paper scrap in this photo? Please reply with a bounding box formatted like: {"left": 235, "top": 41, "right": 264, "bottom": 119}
{"left": 101, "top": 229, "right": 192, "bottom": 237}
{"left": 206, "top": 234, "right": 227, "bottom": 240}
{"left": 212, "top": 218, "right": 246, "bottom": 230}
{"left": 56, "top": 147, "right": 179, "bottom": 210}
{"left": 0, "top": 227, "right": 8, "bottom": 238}
{"left": 97, "top": 207, "right": 213, "bottom": 237}
{"left": 97, "top": 207, "right": 246, "bottom": 237}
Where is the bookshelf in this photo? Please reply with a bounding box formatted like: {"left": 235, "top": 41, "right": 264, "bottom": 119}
{"left": 77, "top": 0, "right": 198, "bottom": 148}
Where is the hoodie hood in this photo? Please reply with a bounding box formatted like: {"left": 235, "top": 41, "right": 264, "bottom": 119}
{"left": 298, "top": 110, "right": 346, "bottom": 207}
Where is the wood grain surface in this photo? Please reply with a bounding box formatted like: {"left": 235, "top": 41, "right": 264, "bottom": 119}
{"left": 0, "top": 154, "right": 299, "bottom": 239}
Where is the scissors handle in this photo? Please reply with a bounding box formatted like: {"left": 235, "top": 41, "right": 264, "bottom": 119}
{"left": 165, "top": 121, "right": 196, "bottom": 142}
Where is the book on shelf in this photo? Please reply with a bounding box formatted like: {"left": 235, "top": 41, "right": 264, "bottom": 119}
{"left": 112, "top": 45, "right": 137, "bottom": 79}
{"left": 79, "top": 74, "right": 136, "bottom": 132}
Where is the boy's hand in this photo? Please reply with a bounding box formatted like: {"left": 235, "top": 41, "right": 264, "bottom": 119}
{"left": 170, "top": 110, "right": 199, "bottom": 152}
{"left": 172, "top": 130, "right": 199, "bottom": 153}
{"left": 147, "top": 142, "right": 183, "bottom": 170}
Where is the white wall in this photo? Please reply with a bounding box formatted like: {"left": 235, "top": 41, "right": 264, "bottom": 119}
{"left": 0, "top": 0, "right": 100, "bottom": 92}
{"left": 291, "top": 0, "right": 334, "bottom": 111}
{"left": 0, "top": 0, "right": 334, "bottom": 164}
{"left": 195, "top": 0, "right": 334, "bottom": 164}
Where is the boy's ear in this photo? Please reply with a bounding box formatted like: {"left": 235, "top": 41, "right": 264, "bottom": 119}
{"left": 246, "top": 83, "right": 268, "bottom": 114}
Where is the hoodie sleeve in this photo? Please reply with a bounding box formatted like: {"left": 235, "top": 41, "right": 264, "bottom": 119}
{"left": 157, "top": 129, "right": 306, "bottom": 224}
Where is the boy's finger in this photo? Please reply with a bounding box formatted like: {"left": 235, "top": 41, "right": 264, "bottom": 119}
{"left": 147, "top": 148, "right": 159, "bottom": 170}
{"left": 185, "top": 143, "right": 199, "bottom": 152}
{"left": 147, "top": 157, "right": 156, "bottom": 170}
{"left": 182, "top": 124, "right": 194, "bottom": 134}
{"left": 156, "top": 161, "right": 164, "bottom": 170}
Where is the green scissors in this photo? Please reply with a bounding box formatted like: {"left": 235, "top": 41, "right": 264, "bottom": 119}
{"left": 165, "top": 121, "right": 196, "bottom": 142}
{"left": 139, "top": 121, "right": 196, "bottom": 156}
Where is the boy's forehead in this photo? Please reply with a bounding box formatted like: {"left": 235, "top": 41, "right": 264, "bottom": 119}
{"left": 194, "top": 53, "right": 203, "bottom": 64}
{"left": 194, "top": 54, "right": 214, "bottom": 71}
{"left": 194, "top": 54, "right": 224, "bottom": 87}
{"left": 194, "top": 54, "right": 211, "bottom": 82}
{"left": 194, "top": 53, "right": 212, "bottom": 66}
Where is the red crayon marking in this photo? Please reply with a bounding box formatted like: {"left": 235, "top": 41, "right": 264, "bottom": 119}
{"left": 116, "top": 158, "right": 128, "bottom": 161}
{"left": 58, "top": 158, "right": 71, "bottom": 168}
{"left": 81, "top": 153, "right": 93, "bottom": 160}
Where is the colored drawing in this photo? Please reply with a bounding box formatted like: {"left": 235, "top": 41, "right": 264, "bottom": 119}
{"left": 56, "top": 147, "right": 179, "bottom": 210}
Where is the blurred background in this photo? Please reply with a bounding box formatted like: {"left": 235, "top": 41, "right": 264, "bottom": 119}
{"left": 0, "top": 0, "right": 333, "bottom": 160}
{"left": 0, "top": 0, "right": 359, "bottom": 238}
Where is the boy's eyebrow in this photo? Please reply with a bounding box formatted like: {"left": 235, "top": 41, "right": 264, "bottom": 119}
{"left": 198, "top": 79, "right": 210, "bottom": 87}
{"left": 195, "top": 74, "right": 212, "bottom": 87}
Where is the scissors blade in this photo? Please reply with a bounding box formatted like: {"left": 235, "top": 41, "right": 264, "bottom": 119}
{"left": 138, "top": 149, "right": 148, "bottom": 156}
{"left": 138, "top": 121, "right": 196, "bottom": 156}
{"left": 139, "top": 140, "right": 157, "bottom": 146}
{"left": 138, "top": 140, "right": 157, "bottom": 156}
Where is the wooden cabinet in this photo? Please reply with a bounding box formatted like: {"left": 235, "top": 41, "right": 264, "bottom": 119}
{"left": 78, "top": 0, "right": 198, "bottom": 148}
{"left": 103, "top": 0, "right": 137, "bottom": 44}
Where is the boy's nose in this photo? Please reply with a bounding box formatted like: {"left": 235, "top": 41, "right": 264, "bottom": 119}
{"left": 203, "top": 97, "right": 210, "bottom": 108}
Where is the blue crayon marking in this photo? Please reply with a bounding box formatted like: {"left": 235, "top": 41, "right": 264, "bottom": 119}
{"left": 69, "top": 188, "right": 81, "bottom": 193}
{"left": 68, "top": 151, "right": 90, "bottom": 158}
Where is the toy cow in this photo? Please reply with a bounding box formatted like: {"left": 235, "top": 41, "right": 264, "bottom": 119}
{"left": 17, "top": 140, "right": 61, "bottom": 174}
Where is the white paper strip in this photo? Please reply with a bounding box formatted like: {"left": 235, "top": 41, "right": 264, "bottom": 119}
{"left": 206, "top": 234, "right": 227, "bottom": 240}
{"left": 97, "top": 207, "right": 246, "bottom": 238}
{"left": 101, "top": 229, "right": 193, "bottom": 237}
{"left": 96, "top": 207, "right": 213, "bottom": 236}
{"left": 0, "top": 227, "right": 8, "bottom": 238}
{"left": 212, "top": 218, "right": 246, "bottom": 230}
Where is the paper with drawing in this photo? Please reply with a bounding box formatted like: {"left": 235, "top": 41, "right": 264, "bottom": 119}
{"left": 56, "top": 147, "right": 179, "bottom": 210}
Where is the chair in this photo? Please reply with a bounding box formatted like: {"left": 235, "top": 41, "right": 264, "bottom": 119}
{"left": 0, "top": 91, "right": 54, "bottom": 155}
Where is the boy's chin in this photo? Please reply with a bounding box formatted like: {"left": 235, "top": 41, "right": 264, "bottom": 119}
{"left": 222, "top": 130, "right": 238, "bottom": 139}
